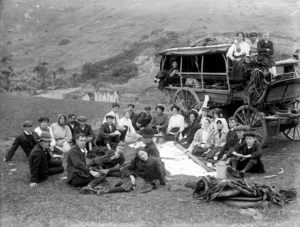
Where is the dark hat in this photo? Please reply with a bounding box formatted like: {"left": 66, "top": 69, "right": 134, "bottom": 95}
{"left": 233, "top": 125, "right": 250, "bottom": 132}
{"left": 128, "top": 104, "right": 135, "bottom": 108}
{"left": 38, "top": 117, "right": 49, "bottom": 123}
{"left": 244, "top": 131, "right": 258, "bottom": 137}
{"left": 68, "top": 113, "right": 76, "bottom": 119}
{"left": 141, "top": 127, "right": 154, "bottom": 138}
{"left": 189, "top": 109, "right": 199, "bottom": 118}
{"left": 23, "top": 120, "right": 33, "bottom": 127}
{"left": 248, "top": 30, "right": 258, "bottom": 36}
{"left": 171, "top": 104, "right": 180, "bottom": 111}
{"left": 112, "top": 103, "right": 120, "bottom": 108}
{"left": 202, "top": 107, "right": 209, "bottom": 111}
{"left": 106, "top": 114, "right": 115, "bottom": 119}
{"left": 156, "top": 104, "right": 165, "bottom": 112}
{"left": 78, "top": 116, "right": 87, "bottom": 122}
{"left": 144, "top": 106, "right": 151, "bottom": 110}
{"left": 38, "top": 132, "right": 52, "bottom": 142}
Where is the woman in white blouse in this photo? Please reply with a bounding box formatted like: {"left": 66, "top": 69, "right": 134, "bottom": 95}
{"left": 119, "top": 109, "right": 137, "bottom": 142}
{"left": 165, "top": 105, "right": 185, "bottom": 141}
{"left": 227, "top": 32, "right": 250, "bottom": 81}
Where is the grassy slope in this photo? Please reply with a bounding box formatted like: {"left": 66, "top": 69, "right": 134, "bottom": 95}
{"left": 0, "top": 94, "right": 300, "bottom": 226}
{"left": 0, "top": 0, "right": 299, "bottom": 73}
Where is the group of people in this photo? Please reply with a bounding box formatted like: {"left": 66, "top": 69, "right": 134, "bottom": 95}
{"left": 4, "top": 101, "right": 265, "bottom": 194}
{"left": 227, "top": 30, "right": 278, "bottom": 81}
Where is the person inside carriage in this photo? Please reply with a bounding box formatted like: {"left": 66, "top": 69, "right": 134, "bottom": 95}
{"left": 155, "top": 57, "right": 185, "bottom": 89}
{"left": 226, "top": 32, "right": 250, "bottom": 83}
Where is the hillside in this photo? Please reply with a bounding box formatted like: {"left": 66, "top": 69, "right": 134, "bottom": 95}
{"left": 1, "top": 0, "right": 299, "bottom": 70}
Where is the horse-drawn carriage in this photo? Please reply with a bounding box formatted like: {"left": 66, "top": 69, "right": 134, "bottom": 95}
{"left": 156, "top": 44, "right": 300, "bottom": 146}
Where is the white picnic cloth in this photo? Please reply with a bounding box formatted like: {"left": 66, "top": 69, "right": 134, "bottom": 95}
{"left": 129, "top": 141, "right": 216, "bottom": 177}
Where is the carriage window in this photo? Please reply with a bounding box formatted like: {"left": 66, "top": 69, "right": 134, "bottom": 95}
{"left": 202, "top": 53, "right": 226, "bottom": 73}
{"left": 181, "top": 56, "right": 199, "bottom": 72}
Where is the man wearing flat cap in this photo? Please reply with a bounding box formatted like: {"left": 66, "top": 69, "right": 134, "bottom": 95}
{"left": 103, "top": 103, "right": 121, "bottom": 126}
{"left": 246, "top": 30, "right": 258, "bottom": 55}
{"left": 133, "top": 106, "right": 152, "bottom": 132}
{"left": 96, "top": 114, "right": 120, "bottom": 150}
{"left": 150, "top": 104, "right": 168, "bottom": 134}
{"left": 3, "top": 120, "right": 36, "bottom": 162}
{"left": 74, "top": 116, "right": 95, "bottom": 152}
{"left": 29, "top": 132, "right": 64, "bottom": 187}
{"left": 227, "top": 130, "right": 265, "bottom": 178}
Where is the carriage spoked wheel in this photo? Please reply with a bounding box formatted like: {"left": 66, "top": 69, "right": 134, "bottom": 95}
{"left": 282, "top": 99, "right": 300, "bottom": 141}
{"left": 234, "top": 105, "right": 267, "bottom": 146}
{"left": 173, "top": 87, "right": 201, "bottom": 114}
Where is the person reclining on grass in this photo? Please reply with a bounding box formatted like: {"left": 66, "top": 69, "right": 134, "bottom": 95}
{"left": 29, "top": 132, "right": 64, "bottom": 187}
{"left": 3, "top": 120, "right": 36, "bottom": 162}
{"left": 74, "top": 116, "right": 95, "bottom": 153}
{"left": 227, "top": 131, "right": 265, "bottom": 178}
{"left": 66, "top": 133, "right": 107, "bottom": 194}
{"left": 50, "top": 114, "right": 72, "bottom": 153}
{"left": 97, "top": 147, "right": 166, "bottom": 195}
{"left": 88, "top": 142, "right": 126, "bottom": 177}
{"left": 96, "top": 114, "right": 121, "bottom": 150}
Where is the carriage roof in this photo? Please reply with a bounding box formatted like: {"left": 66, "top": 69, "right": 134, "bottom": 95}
{"left": 159, "top": 44, "right": 230, "bottom": 56}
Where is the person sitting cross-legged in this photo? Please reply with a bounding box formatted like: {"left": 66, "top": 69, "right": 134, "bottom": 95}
{"left": 88, "top": 141, "right": 126, "bottom": 177}
{"left": 96, "top": 114, "right": 121, "bottom": 150}
{"left": 29, "top": 132, "right": 64, "bottom": 187}
{"left": 227, "top": 131, "right": 265, "bottom": 178}
{"left": 3, "top": 120, "right": 36, "bottom": 162}
{"left": 66, "top": 133, "right": 107, "bottom": 194}
{"left": 133, "top": 106, "right": 153, "bottom": 132}
{"left": 97, "top": 147, "right": 166, "bottom": 195}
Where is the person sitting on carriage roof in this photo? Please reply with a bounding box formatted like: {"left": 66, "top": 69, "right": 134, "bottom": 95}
{"left": 257, "top": 31, "right": 278, "bottom": 79}
{"left": 226, "top": 32, "right": 250, "bottom": 81}
{"left": 246, "top": 30, "right": 259, "bottom": 55}
{"left": 227, "top": 131, "right": 265, "bottom": 178}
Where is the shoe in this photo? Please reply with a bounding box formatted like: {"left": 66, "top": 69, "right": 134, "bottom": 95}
{"left": 79, "top": 186, "right": 97, "bottom": 194}
{"left": 97, "top": 189, "right": 108, "bottom": 196}
{"left": 227, "top": 166, "right": 240, "bottom": 178}
{"left": 94, "top": 185, "right": 104, "bottom": 190}
{"left": 239, "top": 171, "right": 245, "bottom": 178}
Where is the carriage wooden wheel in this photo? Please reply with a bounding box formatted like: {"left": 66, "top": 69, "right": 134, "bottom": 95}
{"left": 173, "top": 87, "right": 201, "bottom": 113}
{"left": 282, "top": 99, "right": 300, "bottom": 141}
{"left": 234, "top": 105, "right": 267, "bottom": 146}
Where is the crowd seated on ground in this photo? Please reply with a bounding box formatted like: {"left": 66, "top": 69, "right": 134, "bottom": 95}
{"left": 4, "top": 99, "right": 266, "bottom": 192}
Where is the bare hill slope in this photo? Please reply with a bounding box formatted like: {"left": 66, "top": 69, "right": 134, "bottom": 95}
{"left": 1, "top": 0, "right": 299, "bottom": 74}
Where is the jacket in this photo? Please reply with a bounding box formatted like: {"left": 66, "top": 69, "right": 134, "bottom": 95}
{"left": 123, "top": 156, "right": 166, "bottom": 185}
{"left": 66, "top": 145, "right": 91, "bottom": 182}
{"left": 5, "top": 132, "right": 36, "bottom": 161}
{"left": 28, "top": 144, "right": 51, "bottom": 183}
{"left": 144, "top": 141, "right": 160, "bottom": 158}
{"left": 73, "top": 124, "right": 95, "bottom": 141}
{"left": 96, "top": 122, "right": 118, "bottom": 144}
{"left": 134, "top": 112, "right": 152, "bottom": 128}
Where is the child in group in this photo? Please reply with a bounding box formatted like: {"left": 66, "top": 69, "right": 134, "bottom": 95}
{"left": 227, "top": 131, "right": 265, "bottom": 178}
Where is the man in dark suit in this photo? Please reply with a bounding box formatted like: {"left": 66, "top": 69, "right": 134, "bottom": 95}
{"left": 4, "top": 120, "right": 36, "bottom": 162}
{"left": 128, "top": 104, "right": 137, "bottom": 121}
{"left": 74, "top": 116, "right": 95, "bottom": 152}
{"left": 67, "top": 133, "right": 106, "bottom": 194}
{"left": 133, "top": 106, "right": 152, "bottom": 132}
{"left": 28, "top": 132, "right": 64, "bottom": 187}
{"left": 67, "top": 113, "right": 79, "bottom": 138}
{"left": 96, "top": 115, "right": 120, "bottom": 150}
